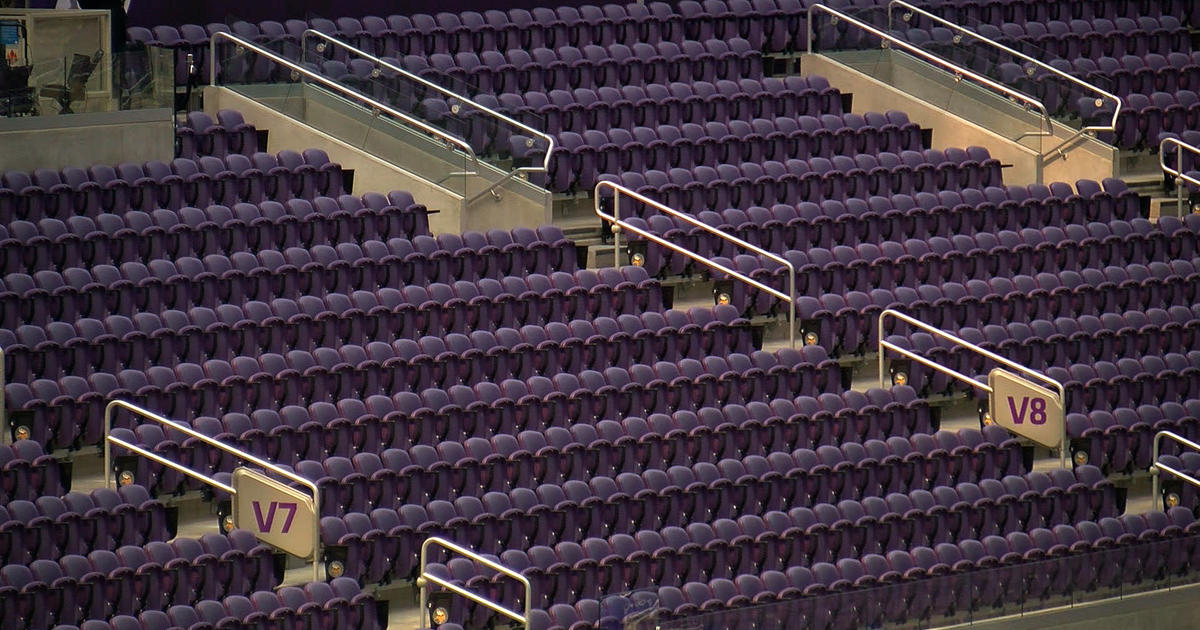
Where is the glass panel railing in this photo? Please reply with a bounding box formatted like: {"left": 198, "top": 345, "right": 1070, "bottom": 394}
{"left": 636, "top": 535, "right": 1200, "bottom": 630}
{"left": 0, "top": 17, "right": 173, "bottom": 118}
{"left": 882, "top": 0, "right": 1120, "bottom": 152}
{"left": 808, "top": 4, "right": 1052, "bottom": 150}
{"left": 210, "top": 33, "right": 476, "bottom": 200}
{"left": 295, "top": 27, "right": 553, "bottom": 204}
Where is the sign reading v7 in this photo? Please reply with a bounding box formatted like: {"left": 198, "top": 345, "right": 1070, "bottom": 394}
{"left": 232, "top": 467, "right": 316, "bottom": 559}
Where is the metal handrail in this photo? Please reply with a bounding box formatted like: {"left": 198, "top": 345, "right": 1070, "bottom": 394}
{"left": 103, "top": 399, "right": 322, "bottom": 581}
{"left": 595, "top": 181, "right": 797, "bottom": 347}
{"left": 1152, "top": 431, "right": 1200, "bottom": 503}
{"left": 301, "top": 29, "right": 555, "bottom": 178}
{"left": 807, "top": 3, "right": 1052, "bottom": 139}
{"left": 108, "top": 434, "right": 236, "bottom": 494}
{"left": 208, "top": 32, "right": 479, "bottom": 164}
{"left": 888, "top": 0, "right": 1121, "bottom": 144}
{"left": 419, "top": 537, "right": 532, "bottom": 628}
{"left": 1160, "top": 136, "right": 1200, "bottom": 213}
{"left": 877, "top": 309, "right": 1067, "bottom": 466}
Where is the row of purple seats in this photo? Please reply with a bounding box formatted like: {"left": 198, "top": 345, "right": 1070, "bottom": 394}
{"left": 940, "top": 305, "right": 1200, "bottom": 375}
{"left": 916, "top": 0, "right": 1194, "bottom": 26}
{"left": 0, "top": 268, "right": 660, "bottom": 374}
{"left": 711, "top": 220, "right": 1169, "bottom": 300}
{"left": 0, "top": 440, "right": 67, "bottom": 503}
{"left": 0, "top": 276, "right": 667, "bottom": 376}
{"left": 340, "top": 4, "right": 754, "bottom": 55}
{"left": 272, "top": 423, "right": 1016, "bottom": 518}
{"left": 278, "top": 423, "right": 1019, "bottom": 527}
{"left": 0, "top": 229, "right": 576, "bottom": 327}
{"left": 327, "top": 463, "right": 1096, "bottom": 586}
{"left": 760, "top": 261, "right": 1200, "bottom": 357}
{"left": 1046, "top": 351, "right": 1200, "bottom": 413}
{"left": 544, "top": 113, "right": 924, "bottom": 192}
{"left": 428, "top": 81, "right": 855, "bottom": 158}
{"left": 260, "top": 386, "right": 925, "bottom": 467}
{"left": 147, "top": 6, "right": 686, "bottom": 70}
{"left": 0, "top": 266, "right": 657, "bottom": 373}
{"left": 1001, "top": 63, "right": 1199, "bottom": 147}
{"left": 901, "top": 19, "right": 1187, "bottom": 74}
{"left": 0, "top": 484, "right": 172, "bottom": 565}
{"left": 1080, "top": 91, "right": 1200, "bottom": 150}
{"left": 972, "top": 17, "right": 1189, "bottom": 63}
{"left": 170, "top": 0, "right": 817, "bottom": 68}
{"left": 408, "top": 38, "right": 763, "bottom": 97}
{"left": 0, "top": 194, "right": 430, "bottom": 274}
{"left": 0, "top": 302, "right": 750, "bottom": 382}
{"left": 278, "top": 425, "right": 1018, "bottom": 517}
{"left": 1051, "top": 54, "right": 1200, "bottom": 103}
{"left": 716, "top": 245, "right": 1190, "bottom": 322}
{"left": 896, "top": 328, "right": 1200, "bottom": 407}
{"left": 177, "top": 110, "right": 259, "bottom": 159}
{"left": 553, "top": 507, "right": 1200, "bottom": 630}
{"left": 28, "top": 344, "right": 838, "bottom": 450}
{"left": 474, "top": 76, "right": 843, "bottom": 141}
{"left": 0, "top": 150, "right": 345, "bottom": 221}
{"left": 57, "top": 578, "right": 379, "bottom": 630}
{"left": 116, "top": 387, "right": 928, "bottom": 498}
{"left": 1, "top": 530, "right": 277, "bottom": 629}
{"left": 1071, "top": 400, "right": 1200, "bottom": 474}
{"left": 626, "top": 180, "right": 1140, "bottom": 277}
{"left": 601, "top": 148, "right": 1004, "bottom": 213}
{"left": 421, "top": 466, "right": 1113, "bottom": 613}
{"left": 894, "top": 322, "right": 1190, "bottom": 398}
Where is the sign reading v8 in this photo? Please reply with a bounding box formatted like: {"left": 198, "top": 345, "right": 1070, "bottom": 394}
{"left": 1006, "top": 395, "right": 1048, "bottom": 425}
{"left": 232, "top": 467, "right": 316, "bottom": 559}
{"left": 987, "top": 368, "right": 1064, "bottom": 448}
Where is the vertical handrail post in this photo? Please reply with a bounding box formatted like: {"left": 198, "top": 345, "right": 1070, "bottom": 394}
{"left": 1160, "top": 137, "right": 1200, "bottom": 215}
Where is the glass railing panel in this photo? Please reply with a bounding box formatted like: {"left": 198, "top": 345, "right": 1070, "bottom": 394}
{"left": 808, "top": 5, "right": 1050, "bottom": 149}
{"left": 638, "top": 536, "right": 1200, "bottom": 630}
{"left": 0, "top": 17, "right": 173, "bottom": 117}
{"left": 882, "top": 2, "right": 1120, "bottom": 136}
{"left": 292, "top": 28, "right": 552, "bottom": 191}
{"left": 210, "top": 35, "right": 475, "bottom": 200}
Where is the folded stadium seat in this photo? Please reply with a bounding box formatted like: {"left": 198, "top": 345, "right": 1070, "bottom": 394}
{"left": 184, "top": 111, "right": 229, "bottom": 158}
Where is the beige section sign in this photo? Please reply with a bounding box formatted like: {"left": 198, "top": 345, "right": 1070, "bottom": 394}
{"left": 232, "top": 467, "right": 316, "bottom": 559}
{"left": 987, "top": 368, "right": 1064, "bottom": 448}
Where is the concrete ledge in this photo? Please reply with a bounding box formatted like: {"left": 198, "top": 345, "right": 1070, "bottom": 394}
{"left": 936, "top": 581, "right": 1200, "bottom": 630}
{"left": 800, "top": 52, "right": 1115, "bottom": 186}
{"left": 0, "top": 108, "right": 173, "bottom": 171}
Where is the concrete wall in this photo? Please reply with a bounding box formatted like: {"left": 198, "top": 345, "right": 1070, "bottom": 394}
{"left": 0, "top": 108, "right": 173, "bottom": 172}
{"left": 800, "top": 52, "right": 1116, "bottom": 187}
{"left": 204, "top": 86, "right": 467, "bottom": 235}
{"left": 940, "top": 581, "right": 1200, "bottom": 630}
{"left": 205, "top": 85, "right": 552, "bottom": 235}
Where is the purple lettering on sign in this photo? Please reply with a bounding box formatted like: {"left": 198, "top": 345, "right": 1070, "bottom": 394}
{"left": 1007, "top": 396, "right": 1030, "bottom": 425}
{"left": 251, "top": 501, "right": 299, "bottom": 533}
{"left": 1006, "top": 396, "right": 1048, "bottom": 426}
